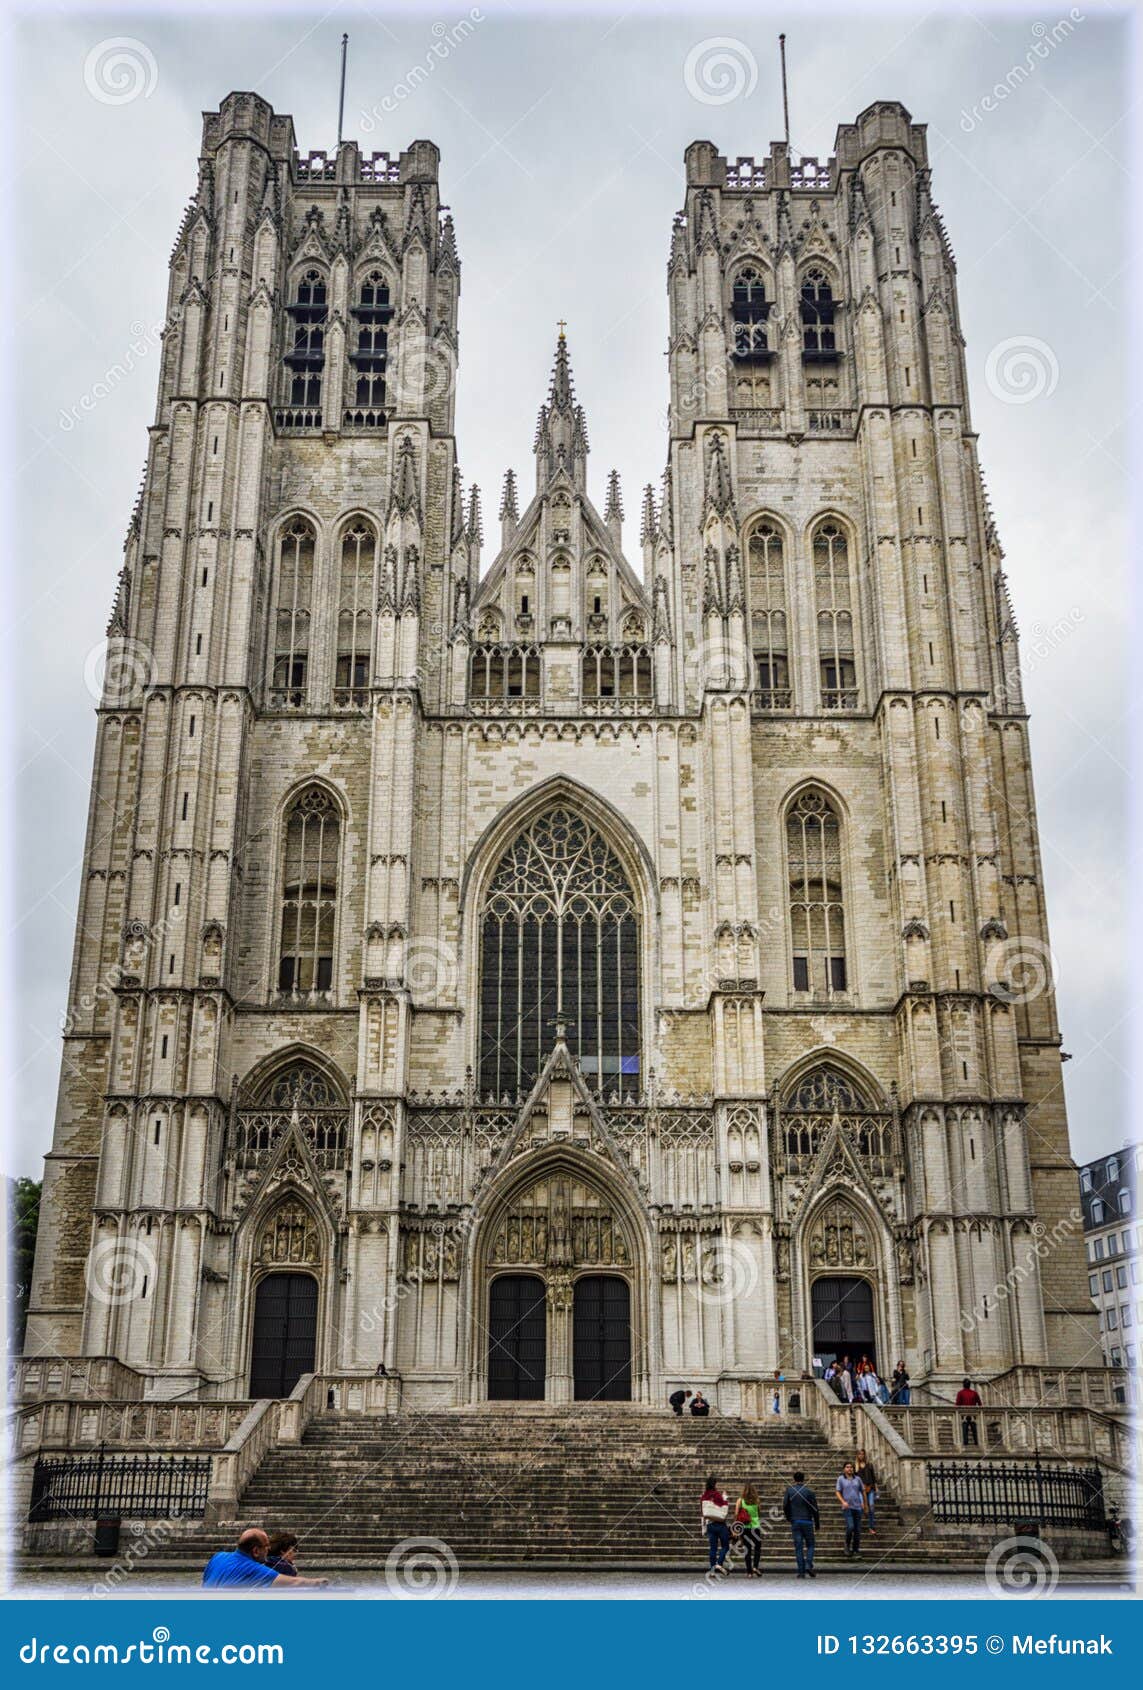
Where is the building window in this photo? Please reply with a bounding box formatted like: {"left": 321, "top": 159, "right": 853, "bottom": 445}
{"left": 1107, "top": 1307, "right": 1117, "bottom": 1330}
{"left": 730, "top": 266, "right": 771, "bottom": 360}
{"left": 1122, "top": 1304, "right": 1133, "bottom": 1328}
{"left": 1080, "top": 1168, "right": 1092, "bottom": 1191}
{"left": 469, "top": 643, "right": 541, "bottom": 707}
{"left": 478, "top": 806, "right": 640, "bottom": 1102}
{"left": 1089, "top": 1273, "right": 1099, "bottom": 1297}
{"left": 801, "top": 268, "right": 837, "bottom": 357}
{"left": 1094, "top": 1238, "right": 1105, "bottom": 1261}
{"left": 787, "top": 789, "right": 847, "bottom": 997}
{"left": 1117, "top": 1264, "right": 1128, "bottom": 1289}
{"left": 1107, "top": 1157, "right": 1119, "bottom": 1182}
{"left": 335, "top": 522, "right": 376, "bottom": 705}
{"left": 1122, "top": 1190, "right": 1133, "bottom": 1215}
{"left": 278, "top": 788, "right": 339, "bottom": 996}
{"left": 813, "top": 522, "right": 857, "bottom": 709}
{"left": 1103, "top": 1269, "right": 1114, "bottom": 1294}
{"left": 582, "top": 644, "right": 653, "bottom": 708}
{"left": 747, "top": 521, "right": 790, "bottom": 708}
{"left": 349, "top": 271, "right": 392, "bottom": 418}
{"left": 284, "top": 269, "right": 327, "bottom": 409}
{"left": 271, "top": 518, "right": 315, "bottom": 707}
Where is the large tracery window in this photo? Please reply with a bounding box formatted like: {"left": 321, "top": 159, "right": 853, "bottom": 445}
{"left": 730, "top": 267, "right": 771, "bottom": 360}
{"left": 272, "top": 519, "right": 315, "bottom": 707}
{"left": 479, "top": 807, "right": 641, "bottom": 1102}
{"left": 801, "top": 268, "right": 837, "bottom": 357}
{"left": 747, "top": 521, "right": 790, "bottom": 708}
{"left": 813, "top": 521, "right": 857, "bottom": 710}
{"left": 787, "top": 790, "right": 847, "bottom": 997}
{"left": 347, "top": 271, "right": 393, "bottom": 424}
{"left": 335, "top": 522, "right": 376, "bottom": 706}
{"left": 284, "top": 270, "right": 327, "bottom": 409}
{"left": 278, "top": 788, "right": 340, "bottom": 996}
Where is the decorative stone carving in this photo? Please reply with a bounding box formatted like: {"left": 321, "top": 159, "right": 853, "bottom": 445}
{"left": 808, "top": 1196, "right": 872, "bottom": 1270}
{"left": 488, "top": 1173, "right": 631, "bottom": 1268}
{"left": 256, "top": 1198, "right": 320, "bottom": 1267}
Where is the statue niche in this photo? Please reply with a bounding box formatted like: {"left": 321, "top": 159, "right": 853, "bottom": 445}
{"left": 256, "top": 1198, "right": 321, "bottom": 1267}
{"left": 488, "top": 1173, "right": 631, "bottom": 1270}
{"left": 808, "top": 1195, "right": 872, "bottom": 1271}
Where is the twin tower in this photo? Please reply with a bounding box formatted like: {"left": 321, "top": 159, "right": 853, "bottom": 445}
{"left": 26, "top": 92, "right": 1097, "bottom": 1409}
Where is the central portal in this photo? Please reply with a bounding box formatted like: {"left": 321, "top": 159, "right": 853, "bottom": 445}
{"left": 573, "top": 1275, "right": 631, "bottom": 1400}
{"left": 487, "top": 1274, "right": 547, "bottom": 1400}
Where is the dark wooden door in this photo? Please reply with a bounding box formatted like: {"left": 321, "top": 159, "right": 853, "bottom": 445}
{"left": 573, "top": 1274, "right": 631, "bottom": 1401}
{"left": 487, "top": 1274, "right": 547, "bottom": 1400}
{"left": 249, "top": 1272, "right": 318, "bottom": 1398}
{"left": 810, "top": 1276, "right": 876, "bottom": 1368}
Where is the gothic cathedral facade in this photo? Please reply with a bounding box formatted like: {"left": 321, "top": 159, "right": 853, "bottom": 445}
{"left": 26, "top": 92, "right": 1100, "bottom": 1407}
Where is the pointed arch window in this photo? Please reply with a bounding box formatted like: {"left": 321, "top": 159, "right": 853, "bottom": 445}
{"left": 731, "top": 266, "right": 771, "bottom": 360}
{"left": 787, "top": 790, "right": 847, "bottom": 997}
{"left": 285, "top": 270, "right": 327, "bottom": 408}
{"left": 801, "top": 268, "right": 837, "bottom": 357}
{"left": 278, "top": 789, "right": 340, "bottom": 996}
{"left": 335, "top": 522, "right": 377, "bottom": 706}
{"left": 349, "top": 271, "right": 392, "bottom": 419}
{"left": 746, "top": 521, "right": 790, "bottom": 708}
{"left": 813, "top": 522, "right": 858, "bottom": 709}
{"left": 271, "top": 519, "right": 315, "bottom": 707}
{"left": 479, "top": 807, "right": 641, "bottom": 1102}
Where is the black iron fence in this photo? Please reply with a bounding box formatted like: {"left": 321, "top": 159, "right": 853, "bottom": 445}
{"left": 929, "top": 1459, "right": 1105, "bottom": 1529}
{"left": 29, "top": 1447, "right": 211, "bottom": 1522}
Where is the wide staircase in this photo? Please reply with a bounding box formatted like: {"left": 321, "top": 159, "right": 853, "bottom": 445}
{"left": 221, "top": 1404, "right": 979, "bottom": 1569}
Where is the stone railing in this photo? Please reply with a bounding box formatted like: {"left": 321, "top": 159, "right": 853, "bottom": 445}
{"left": 12, "top": 1398, "right": 249, "bottom": 1457}
{"left": 14, "top": 1356, "right": 146, "bottom": 1403}
{"left": 983, "top": 1365, "right": 1123, "bottom": 1411}
{"left": 205, "top": 1373, "right": 401, "bottom": 1522}
{"left": 886, "top": 1405, "right": 1129, "bottom": 1470}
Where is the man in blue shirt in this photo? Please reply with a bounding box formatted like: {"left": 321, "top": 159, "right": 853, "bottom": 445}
{"left": 835, "top": 1462, "right": 868, "bottom": 1557}
{"left": 202, "top": 1528, "right": 328, "bottom": 1589}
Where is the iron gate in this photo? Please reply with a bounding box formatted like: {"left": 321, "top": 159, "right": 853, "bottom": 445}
{"left": 29, "top": 1448, "right": 211, "bottom": 1521}
{"left": 928, "top": 1460, "right": 1105, "bottom": 1528}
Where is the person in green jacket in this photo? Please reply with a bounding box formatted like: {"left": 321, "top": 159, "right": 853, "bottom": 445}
{"left": 735, "top": 1482, "right": 764, "bottom": 1577}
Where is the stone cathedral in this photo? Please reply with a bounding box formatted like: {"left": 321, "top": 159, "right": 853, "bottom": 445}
{"left": 27, "top": 92, "right": 1100, "bottom": 1410}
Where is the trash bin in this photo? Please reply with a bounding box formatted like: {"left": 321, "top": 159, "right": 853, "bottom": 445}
{"left": 93, "top": 1518, "right": 121, "bottom": 1557}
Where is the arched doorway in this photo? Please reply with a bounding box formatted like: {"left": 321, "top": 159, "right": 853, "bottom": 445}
{"left": 487, "top": 1274, "right": 547, "bottom": 1400}
{"left": 810, "top": 1276, "right": 876, "bottom": 1369}
{"left": 574, "top": 1275, "right": 631, "bottom": 1400}
{"left": 249, "top": 1272, "right": 318, "bottom": 1398}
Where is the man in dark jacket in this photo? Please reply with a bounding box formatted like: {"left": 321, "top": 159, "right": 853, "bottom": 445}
{"left": 668, "top": 1388, "right": 692, "bottom": 1416}
{"left": 782, "top": 1469, "right": 820, "bottom": 1578}
{"left": 690, "top": 1391, "right": 711, "bottom": 1416}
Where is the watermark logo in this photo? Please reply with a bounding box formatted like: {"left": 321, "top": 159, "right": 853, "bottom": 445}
{"left": 84, "top": 38, "right": 158, "bottom": 106}
{"left": 83, "top": 637, "right": 156, "bottom": 707}
{"left": 391, "top": 331, "right": 457, "bottom": 412}
{"left": 985, "top": 1533, "right": 1060, "bottom": 1596}
{"left": 85, "top": 1236, "right": 156, "bottom": 1307}
{"left": 985, "top": 935, "right": 1058, "bottom": 1005}
{"left": 384, "top": 1536, "right": 459, "bottom": 1597}
{"left": 985, "top": 337, "right": 1059, "bottom": 405}
{"left": 683, "top": 38, "right": 758, "bottom": 107}
{"left": 403, "top": 937, "right": 459, "bottom": 998}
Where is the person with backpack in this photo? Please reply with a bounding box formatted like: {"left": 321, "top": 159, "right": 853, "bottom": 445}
{"left": 700, "top": 1475, "right": 731, "bottom": 1574}
{"left": 734, "top": 1482, "right": 764, "bottom": 1577}
{"left": 782, "top": 1469, "right": 820, "bottom": 1578}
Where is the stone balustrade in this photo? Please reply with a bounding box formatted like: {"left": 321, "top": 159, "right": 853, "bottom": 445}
{"left": 13, "top": 1397, "right": 250, "bottom": 1456}
{"left": 14, "top": 1356, "right": 146, "bottom": 1403}
{"left": 886, "top": 1404, "right": 1129, "bottom": 1468}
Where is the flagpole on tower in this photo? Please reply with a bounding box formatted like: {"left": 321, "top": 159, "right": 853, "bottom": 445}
{"left": 779, "top": 33, "right": 790, "bottom": 147}
{"left": 337, "top": 32, "right": 349, "bottom": 146}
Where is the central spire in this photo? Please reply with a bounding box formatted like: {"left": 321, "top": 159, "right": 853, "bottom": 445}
{"left": 534, "top": 325, "right": 588, "bottom": 493}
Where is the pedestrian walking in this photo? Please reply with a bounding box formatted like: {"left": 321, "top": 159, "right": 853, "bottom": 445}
{"left": 955, "top": 1377, "right": 982, "bottom": 1446}
{"left": 854, "top": 1448, "right": 877, "bottom": 1535}
{"left": 835, "top": 1461, "right": 867, "bottom": 1557}
{"left": 734, "top": 1482, "right": 764, "bottom": 1577}
{"left": 782, "top": 1469, "right": 820, "bottom": 1579}
{"left": 700, "top": 1475, "right": 731, "bottom": 1574}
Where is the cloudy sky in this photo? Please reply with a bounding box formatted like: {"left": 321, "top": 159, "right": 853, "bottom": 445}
{"left": 4, "top": 1, "right": 1130, "bottom": 1176}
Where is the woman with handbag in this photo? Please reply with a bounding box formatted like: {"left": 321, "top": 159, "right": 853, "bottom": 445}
{"left": 700, "top": 1475, "right": 731, "bottom": 1574}
{"left": 735, "top": 1483, "right": 763, "bottom": 1577}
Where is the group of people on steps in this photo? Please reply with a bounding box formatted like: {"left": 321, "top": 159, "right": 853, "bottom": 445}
{"left": 699, "top": 1448, "right": 879, "bottom": 1578}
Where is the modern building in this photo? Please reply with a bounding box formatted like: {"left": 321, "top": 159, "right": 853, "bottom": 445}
{"left": 25, "top": 92, "right": 1102, "bottom": 1409}
{"left": 1080, "top": 1146, "right": 1140, "bottom": 1403}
